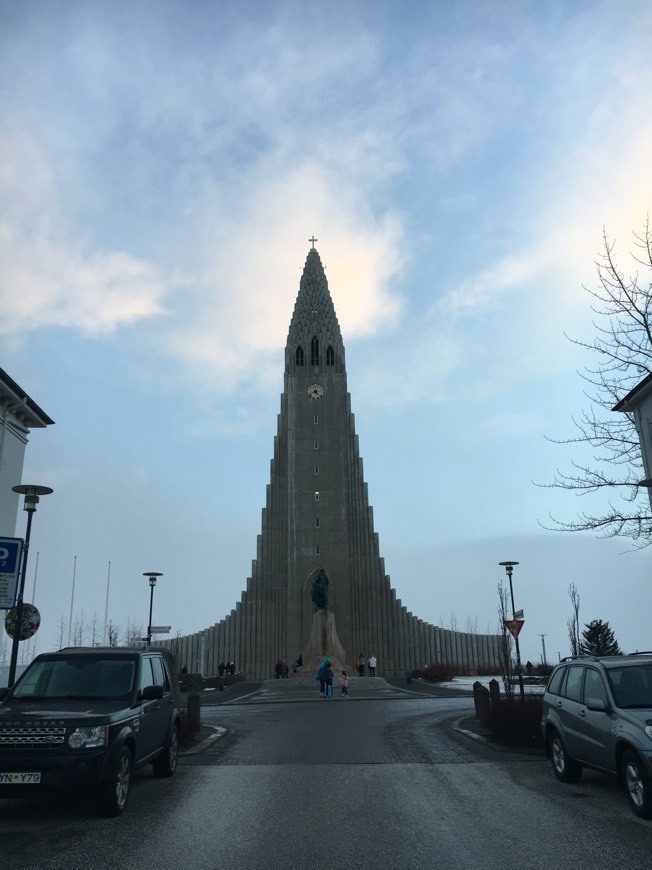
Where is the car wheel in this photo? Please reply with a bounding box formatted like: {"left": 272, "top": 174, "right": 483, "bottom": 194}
{"left": 153, "top": 723, "right": 179, "bottom": 778}
{"left": 549, "top": 730, "right": 582, "bottom": 783}
{"left": 97, "top": 746, "right": 132, "bottom": 817}
{"left": 622, "top": 748, "right": 652, "bottom": 819}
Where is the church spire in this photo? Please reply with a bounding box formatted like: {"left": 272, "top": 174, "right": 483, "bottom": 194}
{"left": 286, "top": 246, "right": 345, "bottom": 374}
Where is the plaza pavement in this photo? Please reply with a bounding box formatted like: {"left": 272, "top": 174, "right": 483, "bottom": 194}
{"left": 197, "top": 675, "right": 474, "bottom": 706}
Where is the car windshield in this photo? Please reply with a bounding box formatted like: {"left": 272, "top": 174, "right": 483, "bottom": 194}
{"left": 11, "top": 656, "right": 136, "bottom": 700}
{"left": 606, "top": 664, "right": 652, "bottom": 709}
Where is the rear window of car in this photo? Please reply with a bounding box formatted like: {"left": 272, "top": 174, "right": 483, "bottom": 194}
{"left": 563, "top": 666, "right": 585, "bottom": 702}
{"left": 547, "top": 666, "right": 566, "bottom": 696}
{"left": 584, "top": 668, "right": 608, "bottom": 704}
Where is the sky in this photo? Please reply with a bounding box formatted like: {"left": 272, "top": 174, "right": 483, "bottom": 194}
{"left": 2, "top": 0, "right": 652, "bottom": 670}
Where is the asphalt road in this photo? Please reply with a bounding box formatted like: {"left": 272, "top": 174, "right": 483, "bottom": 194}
{"left": 1, "top": 686, "right": 652, "bottom": 869}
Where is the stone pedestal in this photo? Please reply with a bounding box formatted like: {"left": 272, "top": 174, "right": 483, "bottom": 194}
{"left": 300, "top": 609, "right": 347, "bottom": 673}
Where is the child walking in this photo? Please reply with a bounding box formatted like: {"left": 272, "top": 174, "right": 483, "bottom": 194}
{"left": 341, "top": 670, "right": 349, "bottom": 698}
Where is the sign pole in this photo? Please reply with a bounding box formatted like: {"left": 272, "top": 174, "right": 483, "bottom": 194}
{"left": 7, "top": 508, "right": 34, "bottom": 687}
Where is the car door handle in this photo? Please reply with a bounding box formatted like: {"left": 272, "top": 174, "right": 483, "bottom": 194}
{"left": 579, "top": 709, "right": 587, "bottom": 717}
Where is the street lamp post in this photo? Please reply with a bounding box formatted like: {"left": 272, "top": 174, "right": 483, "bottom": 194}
{"left": 540, "top": 633, "right": 547, "bottom": 667}
{"left": 8, "top": 485, "right": 53, "bottom": 686}
{"left": 143, "top": 572, "right": 163, "bottom": 646}
{"left": 499, "top": 560, "right": 525, "bottom": 700}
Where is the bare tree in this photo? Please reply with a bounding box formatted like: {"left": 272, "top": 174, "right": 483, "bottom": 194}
{"left": 88, "top": 612, "right": 100, "bottom": 647}
{"left": 497, "top": 581, "right": 514, "bottom": 700}
{"left": 126, "top": 618, "right": 144, "bottom": 645}
{"left": 106, "top": 619, "right": 120, "bottom": 647}
{"left": 567, "top": 582, "right": 581, "bottom": 656}
{"left": 71, "top": 613, "right": 87, "bottom": 647}
{"left": 541, "top": 220, "right": 652, "bottom": 542}
{"left": 55, "top": 615, "right": 67, "bottom": 649}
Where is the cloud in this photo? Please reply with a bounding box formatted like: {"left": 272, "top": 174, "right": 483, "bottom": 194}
{"left": 158, "top": 161, "right": 406, "bottom": 396}
{"left": 0, "top": 129, "right": 168, "bottom": 337}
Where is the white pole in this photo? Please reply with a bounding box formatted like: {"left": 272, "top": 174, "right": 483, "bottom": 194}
{"left": 25, "top": 552, "right": 40, "bottom": 664}
{"left": 67, "top": 556, "right": 77, "bottom": 646}
{"left": 31, "top": 551, "right": 40, "bottom": 604}
{"left": 103, "top": 561, "right": 111, "bottom": 645}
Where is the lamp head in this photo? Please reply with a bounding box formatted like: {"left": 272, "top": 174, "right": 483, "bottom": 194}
{"left": 143, "top": 571, "right": 163, "bottom": 588}
{"left": 12, "top": 484, "right": 54, "bottom": 512}
{"left": 499, "top": 560, "right": 519, "bottom": 578}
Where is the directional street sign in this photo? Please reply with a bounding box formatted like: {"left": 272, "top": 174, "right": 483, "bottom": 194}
{"left": 149, "top": 626, "right": 171, "bottom": 634}
{"left": 0, "top": 538, "right": 24, "bottom": 610}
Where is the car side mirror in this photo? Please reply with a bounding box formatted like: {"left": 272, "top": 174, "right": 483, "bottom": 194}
{"left": 141, "top": 684, "right": 164, "bottom": 701}
{"left": 585, "top": 696, "right": 607, "bottom": 712}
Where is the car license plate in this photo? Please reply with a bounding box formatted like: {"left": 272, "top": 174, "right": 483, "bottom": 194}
{"left": 0, "top": 772, "right": 41, "bottom": 784}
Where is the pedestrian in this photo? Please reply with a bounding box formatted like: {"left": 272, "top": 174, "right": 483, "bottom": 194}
{"left": 281, "top": 661, "right": 289, "bottom": 678}
{"left": 358, "top": 654, "right": 365, "bottom": 677}
{"left": 341, "top": 670, "right": 349, "bottom": 698}
{"left": 316, "top": 658, "right": 330, "bottom": 697}
{"left": 325, "top": 661, "right": 334, "bottom": 698}
{"left": 368, "top": 654, "right": 377, "bottom": 677}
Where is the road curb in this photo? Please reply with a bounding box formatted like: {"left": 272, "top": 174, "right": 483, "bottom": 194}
{"left": 180, "top": 725, "right": 228, "bottom": 755}
{"left": 453, "top": 717, "right": 545, "bottom": 756}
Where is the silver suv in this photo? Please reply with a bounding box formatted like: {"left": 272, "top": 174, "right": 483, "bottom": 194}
{"left": 541, "top": 653, "right": 652, "bottom": 818}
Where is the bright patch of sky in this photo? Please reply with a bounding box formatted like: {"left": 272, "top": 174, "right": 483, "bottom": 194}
{"left": 2, "top": 0, "right": 651, "bottom": 667}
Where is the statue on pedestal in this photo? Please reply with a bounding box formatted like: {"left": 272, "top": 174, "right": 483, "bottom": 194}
{"left": 302, "top": 567, "right": 346, "bottom": 672}
{"left": 311, "top": 568, "right": 329, "bottom": 611}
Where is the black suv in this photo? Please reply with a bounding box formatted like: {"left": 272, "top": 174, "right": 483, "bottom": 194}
{"left": 0, "top": 646, "right": 181, "bottom": 816}
{"left": 541, "top": 653, "right": 652, "bottom": 818}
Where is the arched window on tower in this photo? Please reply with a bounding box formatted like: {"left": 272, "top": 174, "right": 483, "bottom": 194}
{"left": 310, "top": 335, "right": 320, "bottom": 366}
{"left": 326, "top": 345, "right": 335, "bottom": 366}
{"left": 295, "top": 346, "right": 304, "bottom": 367}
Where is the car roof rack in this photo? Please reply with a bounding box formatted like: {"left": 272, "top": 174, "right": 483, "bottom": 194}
{"left": 559, "top": 654, "right": 600, "bottom": 662}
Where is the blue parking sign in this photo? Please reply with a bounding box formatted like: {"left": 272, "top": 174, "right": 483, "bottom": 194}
{"left": 0, "top": 538, "right": 24, "bottom": 609}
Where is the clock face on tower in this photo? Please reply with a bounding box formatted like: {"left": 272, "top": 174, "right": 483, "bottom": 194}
{"left": 307, "top": 383, "right": 324, "bottom": 400}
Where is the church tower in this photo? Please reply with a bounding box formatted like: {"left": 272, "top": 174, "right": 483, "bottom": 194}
{"left": 165, "top": 245, "right": 502, "bottom": 678}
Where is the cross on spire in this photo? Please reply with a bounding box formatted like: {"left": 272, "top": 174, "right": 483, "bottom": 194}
{"left": 309, "top": 236, "right": 318, "bottom": 249}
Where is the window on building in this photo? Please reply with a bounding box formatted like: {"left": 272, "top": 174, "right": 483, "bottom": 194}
{"left": 310, "top": 335, "right": 320, "bottom": 366}
{"left": 314, "top": 466, "right": 319, "bottom": 475}
{"left": 295, "top": 346, "right": 304, "bottom": 366}
{"left": 314, "top": 415, "right": 319, "bottom": 424}
{"left": 315, "top": 518, "right": 320, "bottom": 527}
{"left": 314, "top": 440, "right": 319, "bottom": 449}
{"left": 315, "top": 545, "right": 320, "bottom": 555}
{"left": 326, "top": 345, "right": 335, "bottom": 366}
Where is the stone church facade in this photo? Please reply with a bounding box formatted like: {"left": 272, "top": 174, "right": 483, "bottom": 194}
{"left": 162, "top": 247, "right": 502, "bottom": 678}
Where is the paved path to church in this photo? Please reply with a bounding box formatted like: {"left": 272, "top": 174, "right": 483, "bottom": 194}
{"left": 214, "top": 675, "right": 461, "bottom": 704}
{"left": 199, "top": 675, "right": 475, "bottom": 708}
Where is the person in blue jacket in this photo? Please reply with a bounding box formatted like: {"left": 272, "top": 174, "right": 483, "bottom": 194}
{"left": 315, "top": 658, "right": 330, "bottom": 697}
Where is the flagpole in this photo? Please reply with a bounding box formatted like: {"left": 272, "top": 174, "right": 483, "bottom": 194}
{"left": 103, "top": 561, "right": 111, "bottom": 644}
{"left": 67, "top": 556, "right": 77, "bottom": 646}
